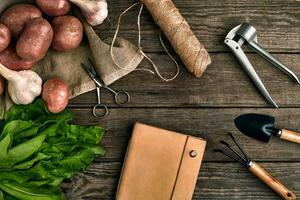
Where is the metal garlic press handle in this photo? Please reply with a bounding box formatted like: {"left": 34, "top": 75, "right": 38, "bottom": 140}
{"left": 225, "top": 39, "right": 278, "bottom": 108}
{"left": 235, "top": 23, "right": 300, "bottom": 84}
{"left": 248, "top": 41, "right": 300, "bottom": 84}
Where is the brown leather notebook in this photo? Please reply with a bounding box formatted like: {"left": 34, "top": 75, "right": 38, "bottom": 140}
{"left": 116, "top": 123, "right": 206, "bottom": 200}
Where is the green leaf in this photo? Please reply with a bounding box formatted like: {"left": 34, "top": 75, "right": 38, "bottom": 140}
{"left": 0, "top": 171, "right": 32, "bottom": 184}
{"left": 0, "top": 99, "right": 105, "bottom": 199}
{"left": 13, "top": 153, "right": 49, "bottom": 170}
{"left": 0, "top": 135, "right": 46, "bottom": 169}
{"left": 67, "top": 125, "right": 104, "bottom": 145}
{"left": 40, "top": 142, "right": 64, "bottom": 159}
{"left": 50, "top": 139, "right": 79, "bottom": 153}
{"left": 0, "top": 190, "right": 3, "bottom": 200}
{"left": 0, "top": 183, "right": 65, "bottom": 200}
{"left": 38, "top": 123, "right": 59, "bottom": 137}
{"left": 4, "top": 99, "right": 72, "bottom": 124}
{"left": 0, "top": 133, "right": 12, "bottom": 159}
{"left": 0, "top": 121, "right": 33, "bottom": 141}
{"left": 89, "top": 146, "right": 106, "bottom": 156}
{"left": 4, "top": 105, "right": 26, "bottom": 122}
{"left": 13, "top": 125, "right": 40, "bottom": 140}
{"left": 4, "top": 100, "right": 45, "bottom": 122}
{"left": 3, "top": 192, "right": 19, "bottom": 200}
{"left": 7, "top": 135, "right": 45, "bottom": 163}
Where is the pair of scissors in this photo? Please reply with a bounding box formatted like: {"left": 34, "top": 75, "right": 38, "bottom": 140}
{"left": 81, "top": 59, "right": 130, "bottom": 118}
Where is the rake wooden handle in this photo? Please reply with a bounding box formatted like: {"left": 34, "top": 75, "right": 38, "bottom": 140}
{"left": 279, "top": 129, "right": 300, "bottom": 144}
{"left": 248, "top": 162, "right": 296, "bottom": 200}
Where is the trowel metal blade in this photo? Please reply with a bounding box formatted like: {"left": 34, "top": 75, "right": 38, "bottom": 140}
{"left": 234, "top": 113, "right": 279, "bottom": 143}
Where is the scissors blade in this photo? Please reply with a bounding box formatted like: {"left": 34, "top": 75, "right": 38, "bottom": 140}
{"left": 81, "top": 63, "right": 95, "bottom": 78}
{"left": 81, "top": 63, "right": 104, "bottom": 87}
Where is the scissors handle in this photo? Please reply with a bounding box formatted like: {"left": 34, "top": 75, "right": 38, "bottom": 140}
{"left": 114, "top": 91, "right": 130, "bottom": 105}
{"left": 93, "top": 104, "right": 109, "bottom": 118}
{"left": 93, "top": 87, "right": 109, "bottom": 118}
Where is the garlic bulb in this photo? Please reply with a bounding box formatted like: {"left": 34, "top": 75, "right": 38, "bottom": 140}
{"left": 0, "top": 63, "right": 42, "bottom": 105}
{"left": 70, "top": 0, "right": 108, "bottom": 26}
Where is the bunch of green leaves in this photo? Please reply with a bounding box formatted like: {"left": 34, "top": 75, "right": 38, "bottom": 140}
{"left": 0, "top": 99, "right": 105, "bottom": 200}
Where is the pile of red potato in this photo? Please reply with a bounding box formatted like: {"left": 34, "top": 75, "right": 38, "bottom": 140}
{"left": 0, "top": 0, "right": 83, "bottom": 113}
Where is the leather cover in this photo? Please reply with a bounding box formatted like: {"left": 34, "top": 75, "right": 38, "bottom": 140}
{"left": 116, "top": 123, "right": 206, "bottom": 200}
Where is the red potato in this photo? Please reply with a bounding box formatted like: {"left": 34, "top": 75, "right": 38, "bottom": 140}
{"left": 0, "top": 4, "right": 42, "bottom": 38}
{"left": 0, "top": 24, "right": 11, "bottom": 52}
{"left": 0, "top": 45, "right": 34, "bottom": 70}
{"left": 51, "top": 16, "right": 83, "bottom": 52}
{"left": 16, "top": 18, "right": 53, "bottom": 62}
{"left": 36, "top": 0, "right": 71, "bottom": 17}
{"left": 0, "top": 76, "right": 4, "bottom": 95}
{"left": 42, "top": 78, "right": 70, "bottom": 113}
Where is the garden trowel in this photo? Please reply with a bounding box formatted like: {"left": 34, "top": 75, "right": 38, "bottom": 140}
{"left": 234, "top": 113, "right": 300, "bottom": 144}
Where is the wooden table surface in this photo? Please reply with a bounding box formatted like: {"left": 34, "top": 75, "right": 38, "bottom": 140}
{"left": 63, "top": 0, "right": 300, "bottom": 199}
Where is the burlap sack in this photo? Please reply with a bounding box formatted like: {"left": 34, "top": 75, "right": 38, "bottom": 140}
{"left": 0, "top": 0, "right": 144, "bottom": 115}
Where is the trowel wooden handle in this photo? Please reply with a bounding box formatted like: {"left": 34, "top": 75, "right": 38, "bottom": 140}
{"left": 248, "top": 162, "right": 296, "bottom": 200}
{"left": 280, "top": 129, "right": 300, "bottom": 144}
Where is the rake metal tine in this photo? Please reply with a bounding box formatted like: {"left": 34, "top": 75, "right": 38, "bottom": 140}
{"left": 220, "top": 140, "right": 248, "bottom": 164}
{"left": 214, "top": 149, "right": 247, "bottom": 166}
{"left": 228, "top": 132, "right": 250, "bottom": 162}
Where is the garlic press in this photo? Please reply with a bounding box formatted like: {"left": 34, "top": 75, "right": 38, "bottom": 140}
{"left": 225, "top": 23, "right": 300, "bottom": 108}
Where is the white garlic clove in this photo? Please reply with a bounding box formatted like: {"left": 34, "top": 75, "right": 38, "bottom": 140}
{"left": 70, "top": 0, "right": 108, "bottom": 26}
{"left": 8, "top": 70, "right": 42, "bottom": 105}
{"left": 0, "top": 63, "right": 42, "bottom": 105}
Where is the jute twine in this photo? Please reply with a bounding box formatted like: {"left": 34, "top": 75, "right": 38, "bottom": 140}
{"left": 110, "top": 2, "right": 180, "bottom": 82}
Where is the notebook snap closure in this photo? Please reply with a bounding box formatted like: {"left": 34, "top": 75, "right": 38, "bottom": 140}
{"left": 189, "top": 150, "right": 197, "bottom": 158}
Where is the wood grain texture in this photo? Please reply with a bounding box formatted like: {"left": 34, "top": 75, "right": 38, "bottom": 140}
{"left": 61, "top": 162, "right": 300, "bottom": 200}
{"left": 96, "top": 0, "right": 300, "bottom": 53}
{"left": 70, "top": 108, "right": 300, "bottom": 162}
{"left": 66, "top": 0, "right": 300, "bottom": 199}
{"left": 69, "top": 53, "right": 300, "bottom": 108}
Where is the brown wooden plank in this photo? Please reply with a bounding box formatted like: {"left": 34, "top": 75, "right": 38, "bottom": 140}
{"left": 95, "top": 0, "right": 300, "bottom": 53}
{"left": 71, "top": 108, "right": 300, "bottom": 162}
{"left": 61, "top": 162, "right": 300, "bottom": 200}
{"left": 70, "top": 53, "right": 300, "bottom": 107}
